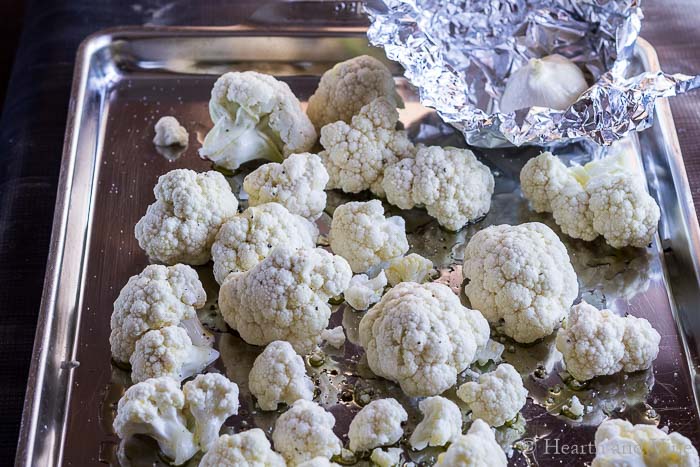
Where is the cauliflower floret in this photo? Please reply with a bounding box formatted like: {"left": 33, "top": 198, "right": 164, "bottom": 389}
{"left": 307, "top": 55, "right": 403, "bottom": 130}
{"left": 153, "top": 116, "right": 188, "bottom": 147}
{"left": 321, "top": 326, "right": 346, "bottom": 349}
{"left": 319, "top": 97, "right": 415, "bottom": 196}
{"left": 462, "top": 222, "right": 578, "bottom": 343}
{"left": 555, "top": 301, "right": 660, "bottom": 381}
{"left": 248, "top": 340, "right": 314, "bottom": 411}
{"left": 348, "top": 398, "right": 407, "bottom": 452}
{"left": 456, "top": 363, "right": 527, "bottom": 427}
{"left": 435, "top": 419, "right": 507, "bottom": 467}
{"left": 384, "top": 253, "right": 434, "bottom": 286}
{"left": 370, "top": 447, "right": 403, "bottom": 467}
{"left": 219, "top": 246, "right": 352, "bottom": 353}
{"left": 129, "top": 326, "right": 219, "bottom": 383}
{"left": 199, "top": 71, "right": 316, "bottom": 171}
{"left": 383, "top": 146, "right": 494, "bottom": 231}
{"left": 211, "top": 202, "right": 319, "bottom": 284}
{"left": 199, "top": 429, "right": 286, "bottom": 467}
{"left": 135, "top": 169, "right": 238, "bottom": 265}
{"left": 345, "top": 271, "right": 387, "bottom": 310}
{"left": 110, "top": 264, "right": 206, "bottom": 364}
{"left": 183, "top": 373, "right": 239, "bottom": 452}
{"left": 298, "top": 458, "right": 341, "bottom": 467}
{"left": 272, "top": 399, "right": 342, "bottom": 464}
{"left": 329, "top": 200, "right": 409, "bottom": 273}
{"left": 409, "top": 396, "right": 462, "bottom": 450}
{"left": 243, "top": 153, "right": 329, "bottom": 220}
{"left": 113, "top": 377, "right": 197, "bottom": 466}
{"left": 359, "top": 282, "right": 490, "bottom": 397}
{"left": 592, "top": 419, "right": 699, "bottom": 467}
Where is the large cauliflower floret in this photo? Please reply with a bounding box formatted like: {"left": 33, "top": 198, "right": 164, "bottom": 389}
{"left": 319, "top": 97, "right": 415, "bottom": 196}
{"left": 307, "top": 55, "right": 403, "bottom": 130}
{"left": 329, "top": 200, "right": 409, "bottom": 273}
{"left": 592, "top": 419, "right": 699, "bottom": 467}
{"left": 199, "top": 429, "right": 286, "bottom": 467}
{"left": 555, "top": 301, "right": 660, "bottom": 381}
{"left": 359, "top": 282, "right": 490, "bottom": 397}
{"left": 248, "top": 340, "right": 314, "bottom": 411}
{"left": 110, "top": 264, "right": 206, "bottom": 364}
{"left": 345, "top": 271, "right": 387, "bottom": 310}
{"left": 383, "top": 146, "right": 495, "bottom": 231}
{"left": 211, "top": 202, "right": 319, "bottom": 284}
{"left": 272, "top": 399, "right": 342, "bottom": 464}
{"left": 348, "top": 398, "right": 408, "bottom": 452}
{"left": 462, "top": 222, "right": 578, "bottom": 343}
{"left": 183, "top": 373, "right": 239, "bottom": 452}
{"left": 113, "top": 377, "right": 197, "bottom": 466}
{"left": 135, "top": 169, "right": 239, "bottom": 265}
{"left": 435, "top": 419, "right": 507, "bottom": 467}
{"left": 219, "top": 246, "right": 352, "bottom": 353}
{"left": 409, "top": 396, "right": 462, "bottom": 450}
{"left": 384, "top": 253, "right": 434, "bottom": 286}
{"left": 243, "top": 153, "right": 329, "bottom": 221}
{"left": 199, "top": 71, "right": 316, "bottom": 171}
{"left": 456, "top": 363, "right": 527, "bottom": 427}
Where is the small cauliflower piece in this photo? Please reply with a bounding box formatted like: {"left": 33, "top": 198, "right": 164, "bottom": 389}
{"left": 565, "top": 395, "right": 585, "bottom": 418}
{"left": 183, "top": 373, "right": 239, "bottom": 452}
{"left": 462, "top": 222, "right": 578, "bottom": 343}
{"left": 199, "top": 71, "right": 316, "bottom": 171}
{"left": 348, "top": 398, "right": 407, "bottom": 452}
{"left": 319, "top": 97, "right": 415, "bottom": 196}
{"left": 370, "top": 447, "right": 403, "bottom": 467}
{"left": 329, "top": 200, "right": 409, "bottom": 273}
{"left": 359, "top": 282, "right": 490, "bottom": 397}
{"left": 384, "top": 253, "right": 434, "bottom": 286}
{"left": 272, "top": 399, "right": 342, "bottom": 464}
{"left": 219, "top": 246, "right": 352, "bottom": 353}
{"left": 298, "top": 458, "right": 341, "bottom": 467}
{"left": 321, "top": 326, "right": 346, "bottom": 349}
{"left": 307, "top": 55, "right": 403, "bottom": 130}
{"left": 555, "top": 301, "right": 660, "bottom": 381}
{"left": 409, "top": 396, "right": 462, "bottom": 450}
{"left": 456, "top": 363, "right": 527, "bottom": 427}
{"left": 248, "top": 340, "right": 314, "bottom": 411}
{"left": 153, "top": 116, "right": 188, "bottom": 147}
{"left": 435, "top": 419, "right": 507, "bottom": 467}
{"left": 345, "top": 271, "right": 387, "bottom": 310}
{"left": 211, "top": 202, "right": 319, "bottom": 284}
{"left": 199, "top": 429, "right": 286, "bottom": 467}
{"left": 383, "top": 146, "right": 495, "bottom": 231}
{"left": 113, "top": 377, "right": 197, "bottom": 466}
{"left": 135, "top": 169, "right": 238, "bottom": 265}
{"left": 243, "top": 152, "right": 329, "bottom": 221}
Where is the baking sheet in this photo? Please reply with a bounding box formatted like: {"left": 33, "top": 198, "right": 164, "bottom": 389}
{"left": 15, "top": 27, "right": 700, "bottom": 466}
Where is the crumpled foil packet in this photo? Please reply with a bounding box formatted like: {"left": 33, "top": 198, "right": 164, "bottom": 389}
{"left": 366, "top": 0, "right": 700, "bottom": 147}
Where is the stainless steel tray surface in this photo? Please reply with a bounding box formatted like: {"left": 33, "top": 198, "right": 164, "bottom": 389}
{"left": 16, "top": 27, "right": 700, "bottom": 466}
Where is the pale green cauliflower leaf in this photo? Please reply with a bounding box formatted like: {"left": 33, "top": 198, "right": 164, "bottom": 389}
{"left": 435, "top": 419, "right": 507, "bottom": 467}
{"left": 348, "top": 398, "right": 407, "bottom": 452}
{"left": 183, "top": 373, "right": 239, "bottom": 452}
{"left": 409, "top": 396, "right": 462, "bottom": 450}
{"left": 384, "top": 253, "right": 434, "bottom": 286}
{"left": 199, "top": 429, "right": 286, "bottom": 467}
{"left": 345, "top": 271, "right": 387, "bottom": 310}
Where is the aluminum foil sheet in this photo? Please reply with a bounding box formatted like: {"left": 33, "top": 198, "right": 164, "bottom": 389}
{"left": 366, "top": 0, "right": 700, "bottom": 147}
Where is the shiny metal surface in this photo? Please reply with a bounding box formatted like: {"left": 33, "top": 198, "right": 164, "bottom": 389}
{"left": 15, "top": 27, "right": 700, "bottom": 466}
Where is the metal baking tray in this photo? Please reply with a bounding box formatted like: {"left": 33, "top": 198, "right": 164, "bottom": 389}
{"left": 15, "top": 25, "right": 700, "bottom": 466}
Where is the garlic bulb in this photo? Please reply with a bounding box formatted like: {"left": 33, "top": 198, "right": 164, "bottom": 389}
{"left": 499, "top": 54, "right": 588, "bottom": 113}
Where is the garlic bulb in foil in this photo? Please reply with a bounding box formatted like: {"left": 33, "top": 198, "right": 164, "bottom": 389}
{"left": 500, "top": 54, "right": 588, "bottom": 113}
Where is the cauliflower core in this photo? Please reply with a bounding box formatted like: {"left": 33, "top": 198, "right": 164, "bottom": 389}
{"left": 135, "top": 169, "right": 238, "bottom": 265}
{"left": 359, "top": 282, "right": 490, "bottom": 397}
{"left": 345, "top": 271, "right": 387, "bottom": 310}
{"left": 385, "top": 253, "right": 434, "bottom": 286}
{"left": 348, "top": 398, "right": 408, "bottom": 452}
{"left": 183, "top": 373, "right": 239, "bottom": 452}
{"left": 409, "top": 396, "right": 462, "bottom": 450}
{"left": 199, "top": 429, "right": 286, "bottom": 467}
{"left": 462, "top": 222, "right": 578, "bottom": 343}
{"left": 435, "top": 419, "right": 507, "bottom": 467}
{"left": 153, "top": 116, "right": 188, "bottom": 147}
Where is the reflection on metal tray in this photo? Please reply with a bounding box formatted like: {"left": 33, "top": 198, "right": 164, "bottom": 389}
{"left": 15, "top": 26, "right": 700, "bottom": 467}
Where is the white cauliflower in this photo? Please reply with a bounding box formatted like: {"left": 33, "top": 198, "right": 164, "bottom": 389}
{"left": 383, "top": 146, "right": 494, "bottom": 231}
{"left": 329, "top": 200, "right": 409, "bottom": 273}
{"left": 592, "top": 419, "right": 699, "bottom": 467}
{"left": 153, "top": 116, "right": 188, "bottom": 147}
{"left": 272, "top": 399, "right": 342, "bottom": 464}
{"left": 344, "top": 271, "right": 387, "bottom": 310}
{"left": 348, "top": 398, "right": 407, "bottom": 452}
{"left": 135, "top": 169, "right": 238, "bottom": 265}
{"left": 248, "top": 340, "right": 314, "bottom": 411}
{"left": 113, "top": 377, "right": 197, "bottom": 466}
{"left": 555, "top": 301, "right": 661, "bottom": 381}
{"left": 219, "top": 246, "right": 352, "bottom": 353}
{"left": 462, "top": 222, "right": 578, "bottom": 343}
{"left": 199, "top": 429, "right": 286, "bottom": 467}
{"left": 307, "top": 55, "right": 403, "bottom": 130}
{"left": 370, "top": 447, "right": 403, "bottom": 467}
{"left": 298, "top": 458, "right": 341, "bottom": 467}
{"left": 384, "top": 253, "right": 434, "bottom": 286}
{"left": 435, "top": 419, "right": 507, "bottom": 467}
{"left": 199, "top": 71, "right": 316, "bottom": 171}
{"left": 456, "top": 363, "right": 527, "bottom": 427}
{"left": 211, "top": 202, "right": 319, "bottom": 284}
{"left": 110, "top": 264, "right": 206, "bottom": 364}
{"left": 319, "top": 97, "right": 415, "bottom": 196}
{"left": 359, "top": 282, "right": 490, "bottom": 397}
{"left": 183, "top": 373, "right": 239, "bottom": 452}
{"left": 409, "top": 396, "right": 462, "bottom": 450}
{"left": 243, "top": 152, "right": 329, "bottom": 220}
{"left": 321, "top": 326, "right": 346, "bottom": 349}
